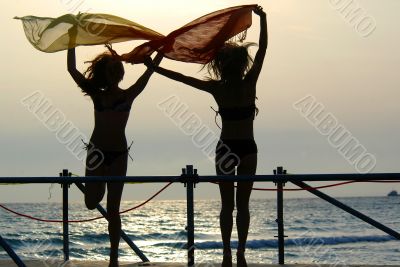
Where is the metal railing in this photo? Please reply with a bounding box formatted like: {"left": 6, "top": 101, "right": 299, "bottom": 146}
{"left": 0, "top": 165, "right": 400, "bottom": 267}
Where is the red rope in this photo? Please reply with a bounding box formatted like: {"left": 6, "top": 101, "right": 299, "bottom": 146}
{"left": 212, "top": 180, "right": 400, "bottom": 191}
{"left": 252, "top": 181, "right": 357, "bottom": 191}
{"left": 119, "top": 182, "right": 173, "bottom": 215}
{"left": 0, "top": 182, "right": 173, "bottom": 223}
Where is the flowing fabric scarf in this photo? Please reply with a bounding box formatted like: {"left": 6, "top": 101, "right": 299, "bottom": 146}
{"left": 121, "top": 4, "right": 256, "bottom": 63}
{"left": 16, "top": 4, "right": 256, "bottom": 63}
{"left": 14, "top": 13, "right": 164, "bottom": 52}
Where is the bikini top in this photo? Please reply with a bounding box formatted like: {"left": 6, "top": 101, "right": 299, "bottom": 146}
{"left": 218, "top": 104, "right": 257, "bottom": 121}
{"left": 211, "top": 104, "right": 258, "bottom": 129}
{"left": 93, "top": 98, "right": 132, "bottom": 112}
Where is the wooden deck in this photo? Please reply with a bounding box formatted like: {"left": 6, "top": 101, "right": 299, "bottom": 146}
{"left": 0, "top": 261, "right": 399, "bottom": 267}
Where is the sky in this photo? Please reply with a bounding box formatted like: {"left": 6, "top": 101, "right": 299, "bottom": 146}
{"left": 0, "top": 0, "right": 400, "bottom": 203}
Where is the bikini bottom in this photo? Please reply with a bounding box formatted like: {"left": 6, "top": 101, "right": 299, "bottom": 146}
{"left": 215, "top": 139, "right": 257, "bottom": 171}
{"left": 83, "top": 141, "right": 133, "bottom": 169}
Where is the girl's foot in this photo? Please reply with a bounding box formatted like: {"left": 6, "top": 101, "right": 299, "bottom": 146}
{"left": 222, "top": 249, "right": 232, "bottom": 267}
{"left": 236, "top": 249, "right": 247, "bottom": 267}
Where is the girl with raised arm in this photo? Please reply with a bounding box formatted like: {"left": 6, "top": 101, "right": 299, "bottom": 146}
{"left": 146, "top": 6, "right": 267, "bottom": 267}
{"left": 67, "top": 26, "right": 162, "bottom": 267}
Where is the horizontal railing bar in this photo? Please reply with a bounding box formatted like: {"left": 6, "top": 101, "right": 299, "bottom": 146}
{"left": 0, "top": 176, "right": 181, "bottom": 184}
{"left": 0, "top": 173, "right": 400, "bottom": 183}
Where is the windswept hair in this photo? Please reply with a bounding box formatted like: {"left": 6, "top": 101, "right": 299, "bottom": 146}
{"left": 82, "top": 45, "right": 124, "bottom": 95}
{"left": 205, "top": 42, "right": 256, "bottom": 81}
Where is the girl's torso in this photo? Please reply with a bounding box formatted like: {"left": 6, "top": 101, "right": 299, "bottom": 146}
{"left": 89, "top": 89, "right": 132, "bottom": 150}
{"left": 212, "top": 79, "right": 257, "bottom": 140}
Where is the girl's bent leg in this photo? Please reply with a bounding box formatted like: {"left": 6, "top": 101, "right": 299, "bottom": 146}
{"left": 84, "top": 182, "right": 106, "bottom": 210}
{"left": 85, "top": 159, "right": 106, "bottom": 210}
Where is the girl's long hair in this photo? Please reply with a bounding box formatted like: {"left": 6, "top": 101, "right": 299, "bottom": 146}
{"left": 205, "top": 42, "right": 255, "bottom": 82}
{"left": 82, "top": 48, "right": 124, "bottom": 95}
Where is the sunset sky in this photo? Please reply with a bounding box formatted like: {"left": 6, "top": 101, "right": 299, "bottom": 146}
{"left": 0, "top": 0, "right": 399, "bottom": 202}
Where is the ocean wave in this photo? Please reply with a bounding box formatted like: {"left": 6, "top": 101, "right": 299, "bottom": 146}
{"left": 152, "top": 234, "right": 396, "bottom": 249}
{"left": 124, "top": 231, "right": 217, "bottom": 241}
{"left": 70, "top": 232, "right": 110, "bottom": 242}
{"left": 5, "top": 234, "right": 394, "bottom": 251}
{"left": 3, "top": 237, "right": 64, "bottom": 248}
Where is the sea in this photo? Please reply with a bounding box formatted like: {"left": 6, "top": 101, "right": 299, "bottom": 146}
{"left": 0, "top": 197, "right": 399, "bottom": 265}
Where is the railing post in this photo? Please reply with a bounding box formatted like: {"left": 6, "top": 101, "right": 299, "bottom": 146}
{"left": 274, "top": 166, "right": 286, "bottom": 265}
{"left": 182, "top": 165, "right": 197, "bottom": 267}
{"left": 60, "top": 169, "right": 70, "bottom": 262}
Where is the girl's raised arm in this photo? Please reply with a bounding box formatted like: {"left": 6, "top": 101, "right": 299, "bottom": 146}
{"left": 67, "top": 26, "right": 92, "bottom": 94}
{"left": 245, "top": 6, "right": 268, "bottom": 84}
{"left": 125, "top": 53, "right": 163, "bottom": 102}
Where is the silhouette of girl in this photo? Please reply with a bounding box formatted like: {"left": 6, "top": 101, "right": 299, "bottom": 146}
{"left": 67, "top": 26, "right": 162, "bottom": 267}
{"left": 145, "top": 6, "right": 267, "bottom": 267}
